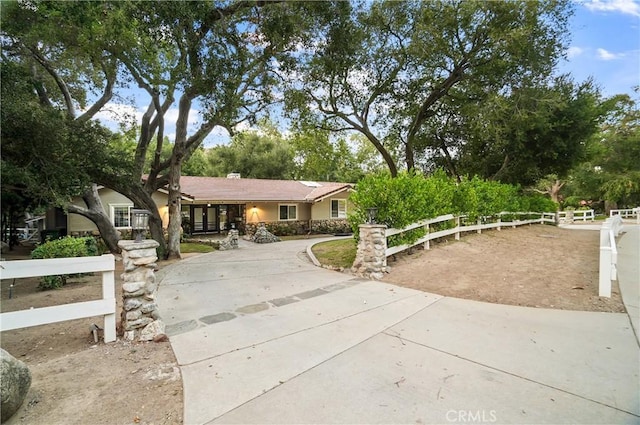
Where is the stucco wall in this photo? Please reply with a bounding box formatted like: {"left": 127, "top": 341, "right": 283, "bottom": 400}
{"left": 311, "top": 192, "right": 353, "bottom": 220}
{"left": 68, "top": 189, "right": 170, "bottom": 233}
{"left": 246, "top": 202, "right": 311, "bottom": 223}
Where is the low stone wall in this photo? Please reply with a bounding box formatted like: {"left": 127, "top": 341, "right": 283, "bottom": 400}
{"left": 245, "top": 220, "right": 309, "bottom": 236}
{"left": 311, "top": 219, "right": 351, "bottom": 235}
{"left": 245, "top": 219, "right": 352, "bottom": 236}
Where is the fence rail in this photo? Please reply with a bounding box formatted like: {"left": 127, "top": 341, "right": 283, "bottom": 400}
{"left": 599, "top": 215, "right": 624, "bottom": 298}
{"left": 610, "top": 207, "right": 640, "bottom": 223}
{"left": 0, "top": 255, "right": 116, "bottom": 342}
{"left": 385, "top": 212, "right": 555, "bottom": 258}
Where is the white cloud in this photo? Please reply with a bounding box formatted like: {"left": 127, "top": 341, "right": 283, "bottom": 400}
{"left": 597, "top": 47, "right": 624, "bottom": 60}
{"left": 567, "top": 46, "right": 585, "bottom": 58}
{"left": 584, "top": 0, "right": 640, "bottom": 17}
{"left": 163, "top": 107, "right": 201, "bottom": 127}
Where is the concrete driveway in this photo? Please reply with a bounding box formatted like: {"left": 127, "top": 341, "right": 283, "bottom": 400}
{"left": 157, "top": 231, "right": 640, "bottom": 425}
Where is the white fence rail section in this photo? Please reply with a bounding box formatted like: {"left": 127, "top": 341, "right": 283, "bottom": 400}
{"left": 557, "top": 209, "right": 595, "bottom": 222}
{"left": 599, "top": 215, "right": 624, "bottom": 298}
{"left": 0, "top": 255, "right": 116, "bottom": 342}
{"left": 610, "top": 207, "right": 640, "bottom": 224}
{"left": 385, "top": 212, "right": 555, "bottom": 258}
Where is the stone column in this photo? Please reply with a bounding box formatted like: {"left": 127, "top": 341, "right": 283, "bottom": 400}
{"left": 118, "top": 239, "right": 165, "bottom": 341}
{"left": 351, "top": 224, "right": 388, "bottom": 280}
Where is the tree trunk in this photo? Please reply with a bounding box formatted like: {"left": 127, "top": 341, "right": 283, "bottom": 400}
{"left": 405, "top": 140, "right": 415, "bottom": 173}
{"left": 549, "top": 179, "right": 564, "bottom": 204}
{"left": 165, "top": 93, "right": 192, "bottom": 260}
{"left": 66, "top": 184, "right": 121, "bottom": 254}
{"left": 166, "top": 156, "right": 183, "bottom": 260}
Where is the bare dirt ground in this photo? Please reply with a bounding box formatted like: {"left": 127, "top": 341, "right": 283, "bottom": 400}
{"left": 383, "top": 224, "right": 626, "bottom": 312}
{"left": 0, "top": 247, "right": 193, "bottom": 425}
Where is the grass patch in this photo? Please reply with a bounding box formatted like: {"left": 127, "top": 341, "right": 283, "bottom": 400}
{"left": 180, "top": 242, "right": 215, "bottom": 253}
{"left": 311, "top": 238, "right": 357, "bottom": 269}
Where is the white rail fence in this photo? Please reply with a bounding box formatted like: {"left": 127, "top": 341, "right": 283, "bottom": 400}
{"left": 0, "top": 255, "right": 116, "bottom": 342}
{"left": 557, "top": 209, "right": 595, "bottom": 222}
{"left": 599, "top": 215, "right": 624, "bottom": 298}
{"left": 385, "top": 212, "right": 555, "bottom": 258}
{"left": 610, "top": 207, "right": 640, "bottom": 223}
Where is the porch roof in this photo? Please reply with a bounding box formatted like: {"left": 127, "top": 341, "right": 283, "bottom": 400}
{"left": 176, "top": 176, "right": 352, "bottom": 203}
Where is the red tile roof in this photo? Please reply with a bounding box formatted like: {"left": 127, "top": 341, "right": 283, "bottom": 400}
{"left": 175, "top": 176, "right": 352, "bottom": 203}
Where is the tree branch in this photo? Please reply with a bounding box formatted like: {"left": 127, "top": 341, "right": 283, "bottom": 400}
{"left": 26, "top": 45, "right": 76, "bottom": 118}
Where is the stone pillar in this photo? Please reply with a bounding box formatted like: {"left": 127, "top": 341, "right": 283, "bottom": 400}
{"left": 351, "top": 224, "right": 388, "bottom": 280}
{"left": 566, "top": 209, "right": 574, "bottom": 224}
{"left": 118, "top": 239, "right": 165, "bottom": 341}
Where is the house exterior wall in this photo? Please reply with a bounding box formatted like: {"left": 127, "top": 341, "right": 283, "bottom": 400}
{"left": 246, "top": 202, "right": 311, "bottom": 223}
{"left": 68, "top": 189, "right": 170, "bottom": 234}
{"left": 311, "top": 192, "right": 353, "bottom": 220}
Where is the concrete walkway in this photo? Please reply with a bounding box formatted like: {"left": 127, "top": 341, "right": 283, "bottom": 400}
{"left": 158, "top": 231, "right": 640, "bottom": 425}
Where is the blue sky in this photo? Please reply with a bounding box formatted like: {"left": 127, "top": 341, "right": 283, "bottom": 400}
{"left": 558, "top": 0, "right": 640, "bottom": 97}
{"left": 95, "top": 0, "right": 640, "bottom": 147}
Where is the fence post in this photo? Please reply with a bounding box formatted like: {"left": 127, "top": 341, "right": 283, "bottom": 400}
{"left": 424, "top": 223, "right": 430, "bottom": 250}
{"left": 497, "top": 214, "right": 501, "bottom": 231}
{"left": 455, "top": 216, "right": 460, "bottom": 241}
{"left": 477, "top": 218, "right": 482, "bottom": 234}
{"left": 102, "top": 265, "right": 116, "bottom": 343}
{"left": 352, "top": 224, "right": 388, "bottom": 280}
{"left": 598, "top": 225, "right": 612, "bottom": 298}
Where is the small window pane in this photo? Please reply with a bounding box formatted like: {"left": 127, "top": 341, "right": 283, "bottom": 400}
{"left": 113, "top": 206, "right": 131, "bottom": 227}
{"left": 288, "top": 206, "right": 297, "bottom": 220}
{"left": 331, "top": 199, "right": 346, "bottom": 218}
{"left": 280, "top": 205, "right": 288, "bottom": 220}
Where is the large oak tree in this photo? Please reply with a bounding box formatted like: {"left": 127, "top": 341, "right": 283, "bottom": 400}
{"left": 285, "top": 0, "right": 573, "bottom": 176}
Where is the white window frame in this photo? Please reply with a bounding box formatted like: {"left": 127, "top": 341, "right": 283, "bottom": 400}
{"left": 279, "top": 204, "right": 297, "bottom": 221}
{"left": 110, "top": 204, "right": 134, "bottom": 229}
{"left": 331, "top": 199, "right": 347, "bottom": 219}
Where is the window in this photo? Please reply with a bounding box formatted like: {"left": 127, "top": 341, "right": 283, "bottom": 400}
{"left": 279, "top": 204, "right": 297, "bottom": 221}
{"left": 111, "top": 205, "right": 133, "bottom": 228}
{"left": 331, "top": 199, "right": 347, "bottom": 218}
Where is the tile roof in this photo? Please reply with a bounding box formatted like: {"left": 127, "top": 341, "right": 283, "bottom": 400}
{"left": 175, "top": 176, "right": 352, "bottom": 203}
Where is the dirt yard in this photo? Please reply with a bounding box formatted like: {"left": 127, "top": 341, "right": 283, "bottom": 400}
{"left": 0, "top": 225, "right": 626, "bottom": 424}
{"left": 383, "top": 224, "right": 625, "bottom": 312}
{"left": 0, "top": 247, "right": 189, "bottom": 425}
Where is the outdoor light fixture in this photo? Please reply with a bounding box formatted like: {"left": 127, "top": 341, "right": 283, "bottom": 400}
{"left": 131, "top": 209, "right": 151, "bottom": 243}
{"left": 366, "top": 207, "right": 378, "bottom": 224}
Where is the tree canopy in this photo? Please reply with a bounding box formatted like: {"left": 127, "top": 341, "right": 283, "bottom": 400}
{"left": 285, "top": 0, "right": 573, "bottom": 176}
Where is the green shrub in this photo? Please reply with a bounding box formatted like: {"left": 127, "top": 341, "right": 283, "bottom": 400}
{"left": 31, "top": 236, "right": 99, "bottom": 290}
{"left": 350, "top": 171, "right": 557, "bottom": 247}
{"left": 519, "top": 194, "right": 557, "bottom": 212}
{"left": 348, "top": 170, "right": 455, "bottom": 246}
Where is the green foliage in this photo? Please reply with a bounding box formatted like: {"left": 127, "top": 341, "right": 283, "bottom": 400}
{"left": 452, "top": 177, "right": 520, "bottom": 221}
{"left": 348, "top": 170, "right": 455, "bottom": 245}
{"left": 518, "top": 194, "right": 558, "bottom": 213}
{"left": 285, "top": 0, "right": 573, "bottom": 175}
{"left": 31, "top": 237, "right": 100, "bottom": 289}
{"left": 562, "top": 93, "right": 640, "bottom": 207}
{"left": 350, "top": 171, "right": 556, "bottom": 247}
{"left": 206, "top": 127, "right": 295, "bottom": 179}
{"left": 458, "top": 77, "right": 603, "bottom": 186}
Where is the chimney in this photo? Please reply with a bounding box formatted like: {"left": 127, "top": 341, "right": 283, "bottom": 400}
{"left": 226, "top": 173, "right": 241, "bottom": 179}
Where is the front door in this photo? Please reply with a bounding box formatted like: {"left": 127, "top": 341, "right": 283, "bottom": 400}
{"left": 192, "top": 206, "right": 218, "bottom": 233}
